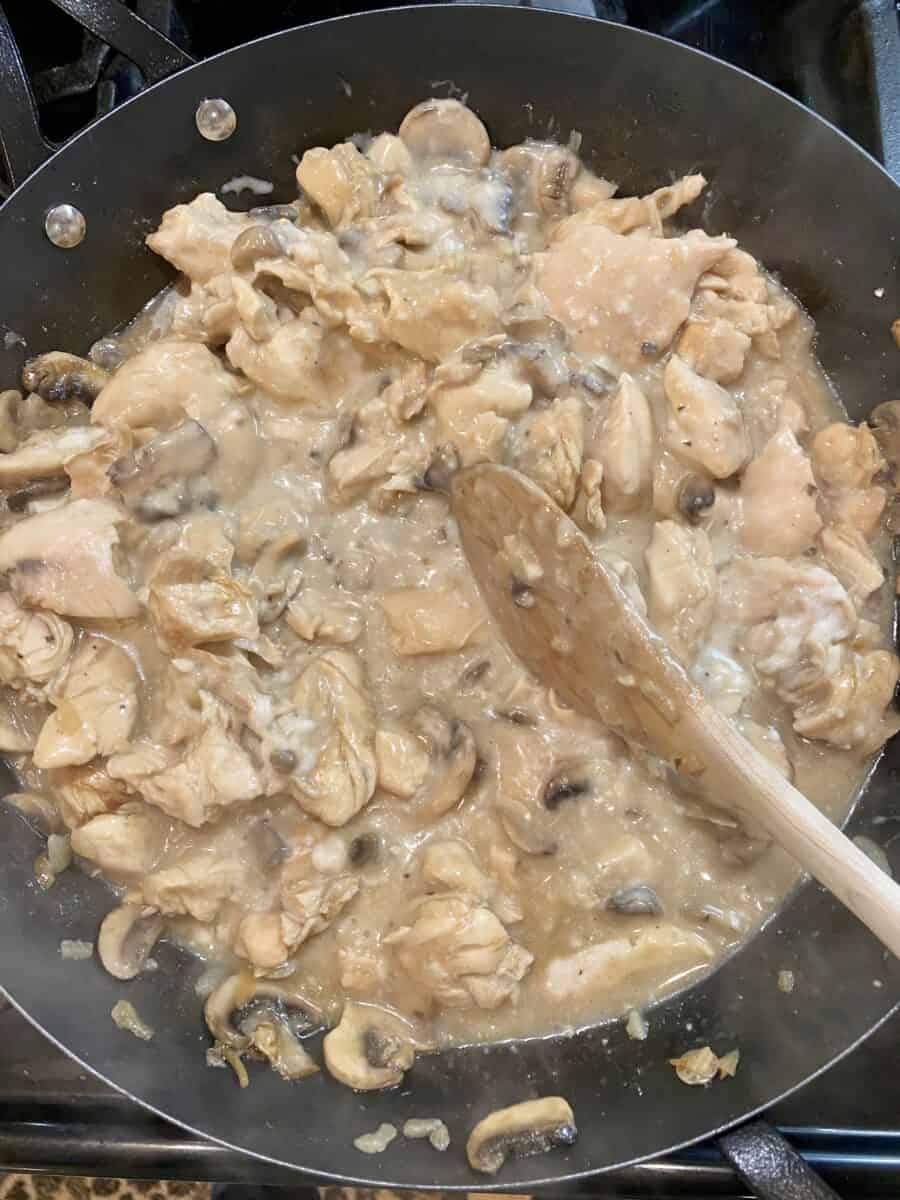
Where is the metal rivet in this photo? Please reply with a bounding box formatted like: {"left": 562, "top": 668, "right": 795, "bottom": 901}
{"left": 44, "top": 204, "right": 86, "bottom": 249}
{"left": 195, "top": 97, "right": 237, "bottom": 142}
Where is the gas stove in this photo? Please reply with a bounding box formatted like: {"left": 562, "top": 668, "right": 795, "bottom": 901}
{"left": 0, "top": 0, "right": 898, "bottom": 1196}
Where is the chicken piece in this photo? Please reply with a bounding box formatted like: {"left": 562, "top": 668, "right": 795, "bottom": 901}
{"left": 718, "top": 556, "right": 897, "bottom": 751}
{"left": 108, "top": 697, "right": 262, "bottom": 827}
{"left": 787, "top": 648, "right": 900, "bottom": 754}
{"left": 380, "top": 585, "right": 484, "bottom": 656}
{"left": 226, "top": 311, "right": 325, "bottom": 404}
{"left": 235, "top": 501, "right": 306, "bottom": 622}
{"left": 568, "top": 173, "right": 706, "bottom": 236}
{"left": 33, "top": 638, "right": 138, "bottom": 769}
{"left": 421, "top": 839, "right": 522, "bottom": 924}
{"left": 279, "top": 869, "right": 360, "bottom": 948}
{"left": 690, "top": 644, "right": 753, "bottom": 717}
{"left": 149, "top": 573, "right": 257, "bottom": 649}
{"left": 811, "top": 422, "right": 886, "bottom": 538}
{"left": 385, "top": 892, "right": 533, "bottom": 1011}
{"left": 296, "top": 143, "right": 380, "bottom": 228}
{"left": 375, "top": 727, "right": 430, "bottom": 797}
{"left": 696, "top": 252, "right": 796, "bottom": 360}
{"left": 233, "top": 910, "right": 298, "bottom": 970}
{"left": 367, "top": 131, "right": 412, "bottom": 175}
{"left": 70, "top": 802, "right": 168, "bottom": 877}
{"left": 536, "top": 225, "right": 734, "bottom": 371}
{"left": 139, "top": 843, "right": 255, "bottom": 922}
{"left": 740, "top": 430, "right": 822, "bottom": 557}
{"left": 379, "top": 271, "right": 502, "bottom": 363}
{"left": 428, "top": 361, "right": 532, "bottom": 467}
{"left": 698, "top": 250, "right": 768, "bottom": 301}
{"left": 290, "top": 649, "right": 377, "bottom": 827}
{"left": 383, "top": 360, "right": 427, "bottom": 423}
{"left": 0, "top": 425, "right": 107, "bottom": 489}
{"left": 595, "top": 374, "right": 654, "bottom": 512}
{"left": 147, "top": 516, "right": 258, "bottom": 649}
{"left": 92, "top": 339, "right": 238, "bottom": 434}
{"left": 165, "top": 273, "right": 237, "bottom": 345}
{"left": 328, "top": 398, "right": 425, "bottom": 496}
{"left": 229, "top": 275, "right": 280, "bottom": 343}
{"left": 677, "top": 318, "right": 751, "bottom": 384}
{"left": 663, "top": 354, "right": 749, "bottom": 479}
{"left": 811, "top": 422, "right": 883, "bottom": 491}
{"left": 248, "top": 229, "right": 379, "bottom": 342}
{"left": 97, "top": 341, "right": 257, "bottom": 504}
{"left": 645, "top": 521, "right": 716, "bottom": 664}
{"left": 543, "top": 925, "right": 713, "bottom": 1003}
{"left": 718, "top": 557, "right": 857, "bottom": 678}
{"left": 818, "top": 524, "right": 884, "bottom": 605}
{"left": 53, "top": 762, "right": 128, "bottom": 830}
{"left": 287, "top": 594, "right": 362, "bottom": 643}
{"left": 0, "top": 498, "right": 140, "bottom": 619}
{"left": 0, "top": 593, "right": 73, "bottom": 694}
{"left": 579, "top": 459, "right": 606, "bottom": 532}
{"left": 338, "top": 923, "right": 390, "bottom": 994}
{"left": 66, "top": 425, "right": 130, "bottom": 501}
{"left": 146, "top": 193, "right": 252, "bottom": 283}
{"left": 512, "top": 396, "right": 583, "bottom": 510}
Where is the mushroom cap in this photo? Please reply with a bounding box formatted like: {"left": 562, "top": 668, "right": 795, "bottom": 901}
{"left": 230, "top": 224, "right": 284, "bottom": 271}
{"left": 398, "top": 100, "right": 490, "bottom": 168}
{"left": 412, "top": 706, "right": 477, "bottom": 818}
{"left": 204, "top": 972, "right": 321, "bottom": 1050}
{"left": 466, "top": 1096, "right": 577, "bottom": 1174}
{"left": 323, "top": 1000, "right": 416, "bottom": 1091}
{"left": 22, "top": 352, "right": 109, "bottom": 405}
{"left": 97, "top": 903, "right": 163, "bottom": 981}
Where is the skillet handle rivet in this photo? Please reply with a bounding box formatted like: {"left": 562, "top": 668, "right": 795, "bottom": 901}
{"left": 196, "top": 98, "right": 237, "bottom": 142}
{"left": 44, "top": 204, "right": 86, "bottom": 249}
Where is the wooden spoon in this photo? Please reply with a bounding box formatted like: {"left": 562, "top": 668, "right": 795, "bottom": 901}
{"left": 452, "top": 462, "right": 900, "bottom": 958}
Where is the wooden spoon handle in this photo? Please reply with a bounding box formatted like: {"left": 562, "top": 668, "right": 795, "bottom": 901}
{"left": 681, "top": 699, "right": 900, "bottom": 958}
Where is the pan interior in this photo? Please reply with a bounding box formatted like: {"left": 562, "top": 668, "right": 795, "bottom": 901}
{"left": 0, "top": 6, "right": 897, "bottom": 1188}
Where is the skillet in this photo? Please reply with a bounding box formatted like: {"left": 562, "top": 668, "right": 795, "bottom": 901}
{"left": 0, "top": 2, "right": 897, "bottom": 1190}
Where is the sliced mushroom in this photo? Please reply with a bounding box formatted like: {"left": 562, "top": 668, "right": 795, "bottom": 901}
{"left": 421, "top": 443, "right": 460, "bottom": 494}
{"left": 466, "top": 1096, "right": 577, "bottom": 1175}
{"left": 398, "top": 99, "right": 490, "bottom": 167}
{"left": 108, "top": 419, "right": 217, "bottom": 521}
{"left": 499, "top": 758, "right": 603, "bottom": 854}
{"left": 500, "top": 142, "right": 581, "bottom": 218}
{"left": 323, "top": 1000, "right": 416, "bottom": 1091}
{"left": 239, "top": 1010, "right": 320, "bottom": 1080}
{"left": 497, "top": 797, "right": 557, "bottom": 856}
{"left": 22, "top": 353, "right": 109, "bottom": 404}
{"left": 540, "top": 760, "right": 597, "bottom": 810}
{"left": 230, "top": 224, "right": 284, "bottom": 271}
{"left": 677, "top": 474, "right": 716, "bottom": 523}
{"left": 204, "top": 972, "right": 321, "bottom": 1051}
{"left": 97, "top": 903, "right": 164, "bottom": 980}
{"left": 606, "top": 883, "right": 663, "bottom": 917}
{"left": 412, "top": 706, "right": 477, "bottom": 817}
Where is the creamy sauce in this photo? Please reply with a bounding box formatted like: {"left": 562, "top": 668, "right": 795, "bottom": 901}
{"left": 0, "top": 99, "right": 896, "bottom": 1072}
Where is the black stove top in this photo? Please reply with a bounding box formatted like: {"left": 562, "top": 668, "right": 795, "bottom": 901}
{"left": 0, "top": 0, "right": 898, "bottom": 1195}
